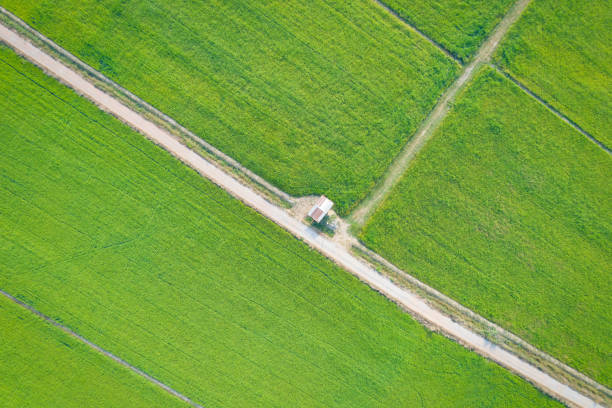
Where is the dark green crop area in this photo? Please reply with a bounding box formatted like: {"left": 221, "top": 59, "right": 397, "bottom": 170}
{"left": 0, "top": 296, "right": 188, "bottom": 408}
{"left": 0, "top": 47, "right": 560, "bottom": 407}
{"left": 361, "top": 67, "right": 612, "bottom": 386}
{"left": 2, "top": 0, "right": 459, "bottom": 215}
{"left": 378, "top": 0, "right": 514, "bottom": 62}
{"left": 495, "top": 0, "right": 612, "bottom": 147}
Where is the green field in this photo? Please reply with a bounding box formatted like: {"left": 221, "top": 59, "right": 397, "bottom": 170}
{"left": 361, "top": 67, "right": 612, "bottom": 386}
{"left": 0, "top": 296, "right": 188, "bottom": 408}
{"left": 495, "top": 0, "right": 612, "bottom": 147}
{"left": 2, "top": 0, "right": 459, "bottom": 215}
{"left": 0, "top": 47, "right": 560, "bottom": 407}
{"left": 379, "top": 0, "right": 514, "bottom": 62}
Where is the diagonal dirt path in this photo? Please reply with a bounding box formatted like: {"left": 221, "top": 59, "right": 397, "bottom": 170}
{"left": 0, "top": 20, "right": 605, "bottom": 408}
{"left": 350, "top": 0, "right": 533, "bottom": 226}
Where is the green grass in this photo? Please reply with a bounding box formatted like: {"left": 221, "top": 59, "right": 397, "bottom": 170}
{"left": 0, "top": 296, "right": 188, "bottom": 408}
{"left": 2, "top": 0, "right": 459, "bottom": 215}
{"left": 361, "top": 66, "right": 612, "bottom": 386}
{"left": 0, "top": 47, "right": 561, "bottom": 407}
{"left": 379, "top": 0, "right": 514, "bottom": 62}
{"left": 495, "top": 0, "right": 612, "bottom": 147}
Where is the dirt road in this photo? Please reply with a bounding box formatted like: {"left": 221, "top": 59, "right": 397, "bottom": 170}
{"left": 0, "top": 19, "right": 603, "bottom": 408}
{"left": 350, "top": 0, "right": 533, "bottom": 225}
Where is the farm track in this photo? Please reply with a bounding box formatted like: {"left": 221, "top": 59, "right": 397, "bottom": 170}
{"left": 0, "top": 6, "right": 294, "bottom": 208}
{"left": 0, "top": 289, "right": 205, "bottom": 408}
{"left": 350, "top": 0, "right": 532, "bottom": 225}
{"left": 0, "top": 22, "right": 605, "bottom": 408}
{"left": 494, "top": 66, "right": 611, "bottom": 154}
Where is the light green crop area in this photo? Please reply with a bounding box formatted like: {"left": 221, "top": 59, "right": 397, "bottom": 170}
{"left": 2, "top": 0, "right": 459, "bottom": 214}
{"left": 0, "top": 48, "right": 560, "bottom": 407}
{"left": 495, "top": 0, "right": 612, "bottom": 147}
{"left": 378, "top": 0, "right": 514, "bottom": 62}
{"left": 361, "top": 67, "right": 612, "bottom": 386}
{"left": 0, "top": 296, "right": 188, "bottom": 408}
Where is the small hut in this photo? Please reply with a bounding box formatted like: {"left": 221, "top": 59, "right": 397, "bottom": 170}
{"left": 308, "top": 195, "right": 334, "bottom": 223}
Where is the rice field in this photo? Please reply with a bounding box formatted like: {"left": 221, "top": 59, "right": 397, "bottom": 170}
{"left": 495, "top": 0, "right": 612, "bottom": 147}
{"left": 361, "top": 66, "right": 612, "bottom": 386}
{"left": 0, "top": 295, "right": 188, "bottom": 408}
{"left": 2, "top": 0, "right": 460, "bottom": 214}
{"left": 378, "top": 0, "right": 514, "bottom": 62}
{"left": 0, "top": 46, "right": 560, "bottom": 407}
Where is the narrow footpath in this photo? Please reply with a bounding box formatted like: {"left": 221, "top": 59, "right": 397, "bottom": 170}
{"left": 0, "top": 22, "right": 603, "bottom": 408}
{"left": 351, "top": 0, "right": 532, "bottom": 225}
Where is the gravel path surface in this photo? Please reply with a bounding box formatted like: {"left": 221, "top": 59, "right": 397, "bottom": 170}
{"left": 0, "top": 20, "right": 603, "bottom": 408}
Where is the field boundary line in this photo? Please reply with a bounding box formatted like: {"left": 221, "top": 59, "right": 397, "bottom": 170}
{"left": 493, "top": 65, "right": 611, "bottom": 155}
{"left": 0, "top": 6, "right": 294, "bottom": 209}
{"left": 350, "top": 0, "right": 533, "bottom": 226}
{"left": 0, "top": 21, "right": 605, "bottom": 408}
{"left": 370, "top": 0, "right": 461, "bottom": 64}
{"left": 0, "top": 289, "right": 205, "bottom": 408}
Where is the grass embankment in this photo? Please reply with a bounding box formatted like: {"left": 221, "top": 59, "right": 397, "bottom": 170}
{"left": 0, "top": 47, "right": 561, "bottom": 407}
{"left": 495, "top": 0, "right": 612, "bottom": 147}
{"left": 378, "top": 0, "right": 514, "bottom": 62}
{"left": 361, "top": 67, "right": 612, "bottom": 386}
{"left": 0, "top": 296, "right": 188, "bottom": 408}
{"left": 2, "top": 0, "right": 459, "bottom": 214}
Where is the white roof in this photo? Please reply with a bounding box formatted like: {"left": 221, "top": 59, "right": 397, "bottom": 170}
{"left": 308, "top": 195, "right": 334, "bottom": 223}
{"left": 318, "top": 196, "right": 333, "bottom": 213}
